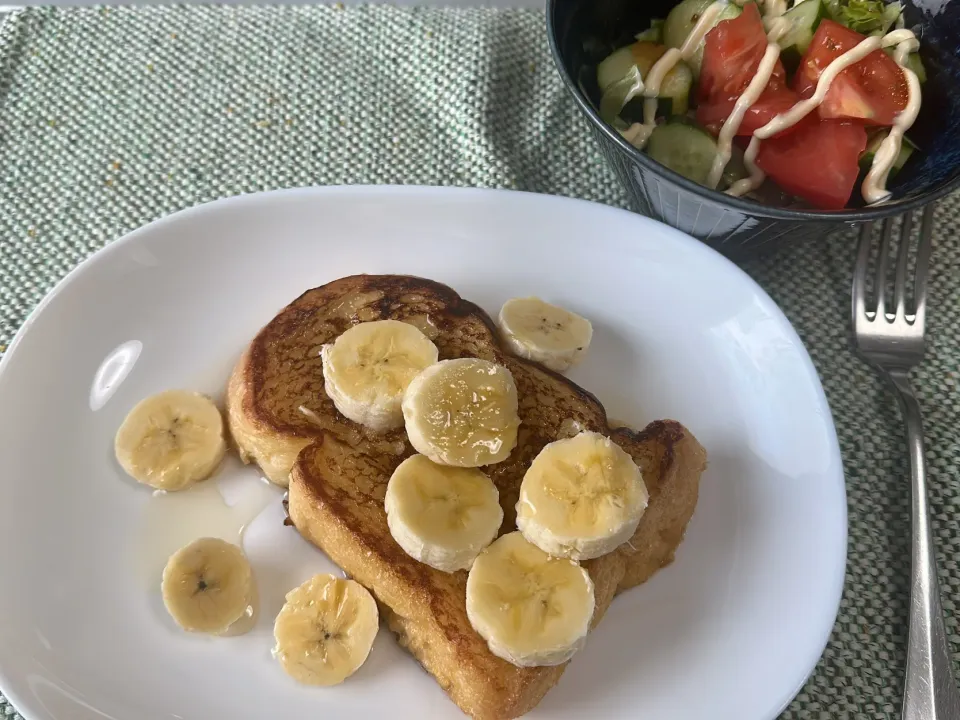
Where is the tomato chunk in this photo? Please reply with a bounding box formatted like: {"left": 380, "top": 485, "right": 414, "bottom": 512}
{"left": 699, "top": 3, "right": 786, "bottom": 101}
{"left": 697, "top": 85, "right": 803, "bottom": 137}
{"left": 755, "top": 120, "right": 868, "bottom": 209}
{"left": 794, "top": 20, "right": 908, "bottom": 126}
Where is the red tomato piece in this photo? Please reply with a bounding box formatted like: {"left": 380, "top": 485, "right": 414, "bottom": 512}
{"left": 699, "top": 3, "right": 786, "bottom": 102}
{"left": 755, "top": 119, "right": 868, "bottom": 209}
{"left": 794, "top": 19, "right": 908, "bottom": 126}
{"left": 697, "top": 85, "right": 804, "bottom": 137}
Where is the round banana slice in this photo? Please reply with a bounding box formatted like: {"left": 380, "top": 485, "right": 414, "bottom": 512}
{"left": 161, "top": 537, "right": 254, "bottom": 635}
{"left": 114, "top": 389, "right": 227, "bottom": 491}
{"left": 385, "top": 454, "right": 503, "bottom": 572}
{"left": 497, "top": 297, "right": 593, "bottom": 373}
{"left": 465, "top": 531, "right": 595, "bottom": 667}
{"left": 273, "top": 573, "right": 379, "bottom": 686}
{"left": 402, "top": 358, "right": 520, "bottom": 467}
{"left": 516, "top": 431, "right": 648, "bottom": 561}
{"left": 321, "top": 319, "right": 439, "bottom": 432}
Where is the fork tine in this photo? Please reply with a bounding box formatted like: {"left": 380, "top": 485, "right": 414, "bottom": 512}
{"left": 913, "top": 202, "right": 936, "bottom": 325}
{"left": 875, "top": 217, "right": 895, "bottom": 318}
{"left": 853, "top": 221, "right": 874, "bottom": 320}
{"left": 894, "top": 210, "right": 914, "bottom": 317}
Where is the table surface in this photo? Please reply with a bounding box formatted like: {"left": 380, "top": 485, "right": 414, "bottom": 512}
{"left": 6, "top": 0, "right": 546, "bottom": 6}
{"left": 1, "top": 5, "right": 959, "bottom": 719}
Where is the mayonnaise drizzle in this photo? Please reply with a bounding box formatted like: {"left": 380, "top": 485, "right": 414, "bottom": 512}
{"left": 618, "top": 0, "right": 921, "bottom": 205}
{"left": 622, "top": 121, "right": 654, "bottom": 148}
{"left": 757, "top": 29, "right": 916, "bottom": 140}
{"left": 621, "top": 1, "right": 727, "bottom": 149}
{"left": 862, "top": 32, "right": 921, "bottom": 202}
{"left": 707, "top": 11, "right": 790, "bottom": 188}
{"left": 729, "top": 26, "right": 921, "bottom": 200}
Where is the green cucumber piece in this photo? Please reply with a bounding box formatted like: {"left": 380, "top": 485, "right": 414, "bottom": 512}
{"left": 599, "top": 65, "right": 644, "bottom": 125}
{"left": 621, "top": 62, "right": 693, "bottom": 118}
{"left": 778, "top": 0, "right": 826, "bottom": 60}
{"left": 646, "top": 119, "right": 719, "bottom": 185}
{"left": 906, "top": 52, "right": 927, "bottom": 83}
{"left": 663, "top": 0, "right": 742, "bottom": 77}
{"left": 908, "top": 52, "right": 927, "bottom": 83}
{"left": 597, "top": 46, "right": 637, "bottom": 93}
{"left": 859, "top": 131, "right": 917, "bottom": 175}
{"left": 629, "top": 41, "right": 675, "bottom": 77}
{"left": 597, "top": 42, "right": 694, "bottom": 120}
{"left": 659, "top": 59, "right": 694, "bottom": 115}
{"left": 635, "top": 19, "right": 665, "bottom": 43}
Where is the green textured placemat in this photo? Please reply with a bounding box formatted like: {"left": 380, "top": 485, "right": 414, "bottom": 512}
{"left": 0, "top": 5, "right": 958, "bottom": 718}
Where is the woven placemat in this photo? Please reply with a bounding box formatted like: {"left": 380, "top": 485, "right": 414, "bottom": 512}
{"left": 1, "top": 5, "right": 958, "bottom": 718}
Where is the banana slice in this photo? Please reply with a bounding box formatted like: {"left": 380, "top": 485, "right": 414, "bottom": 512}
{"left": 402, "top": 358, "right": 520, "bottom": 467}
{"left": 273, "top": 573, "right": 379, "bottom": 686}
{"left": 497, "top": 297, "right": 593, "bottom": 373}
{"left": 516, "top": 431, "right": 648, "bottom": 561}
{"left": 465, "top": 531, "right": 595, "bottom": 667}
{"left": 161, "top": 537, "right": 254, "bottom": 635}
{"left": 384, "top": 454, "right": 503, "bottom": 572}
{"left": 321, "top": 319, "right": 439, "bottom": 432}
{"left": 114, "top": 389, "right": 227, "bottom": 491}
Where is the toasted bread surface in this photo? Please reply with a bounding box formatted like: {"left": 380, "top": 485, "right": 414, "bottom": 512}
{"left": 227, "top": 275, "right": 504, "bottom": 487}
{"left": 227, "top": 275, "right": 707, "bottom": 719}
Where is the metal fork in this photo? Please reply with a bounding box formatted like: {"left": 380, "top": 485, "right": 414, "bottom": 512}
{"left": 853, "top": 203, "right": 960, "bottom": 720}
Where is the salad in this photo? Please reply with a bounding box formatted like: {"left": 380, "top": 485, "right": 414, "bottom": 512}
{"left": 595, "top": 0, "right": 924, "bottom": 209}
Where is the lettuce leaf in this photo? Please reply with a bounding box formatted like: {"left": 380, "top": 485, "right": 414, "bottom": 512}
{"left": 828, "top": 0, "right": 900, "bottom": 35}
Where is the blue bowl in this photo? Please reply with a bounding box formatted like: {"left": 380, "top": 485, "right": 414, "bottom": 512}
{"left": 547, "top": 0, "right": 960, "bottom": 253}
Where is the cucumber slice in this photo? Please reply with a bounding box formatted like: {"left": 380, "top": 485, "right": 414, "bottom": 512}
{"left": 659, "top": 60, "right": 694, "bottom": 115}
{"left": 620, "top": 67, "right": 694, "bottom": 119}
{"left": 663, "top": 0, "right": 742, "bottom": 77}
{"left": 907, "top": 52, "right": 927, "bottom": 83}
{"left": 597, "top": 46, "right": 637, "bottom": 93}
{"left": 778, "top": 0, "right": 825, "bottom": 62}
{"left": 597, "top": 42, "right": 694, "bottom": 120}
{"left": 599, "top": 65, "right": 644, "bottom": 125}
{"left": 635, "top": 19, "right": 665, "bottom": 43}
{"left": 630, "top": 42, "right": 695, "bottom": 115}
{"left": 629, "top": 41, "right": 670, "bottom": 76}
{"left": 859, "top": 131, "right": 917, "bottom": 175}
{"left": 646, "top": 120, "right": 719, "bottom": 185}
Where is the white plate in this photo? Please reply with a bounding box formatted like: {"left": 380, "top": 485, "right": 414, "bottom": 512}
{"left": 0, "top": 186, "right": 846, "bottom": 720}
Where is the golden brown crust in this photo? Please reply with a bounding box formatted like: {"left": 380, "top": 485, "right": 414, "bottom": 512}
{"left": 289, "top": 435, "right": 627, "bottom": 720}
{"left": 611, "top": 422, "right": 707, "bottom": 592}
{"left": 227, "top": 275, "right": 707, "bottom": 719}
{"left": 226, "top": 275, "right": 505, "bottom": 485}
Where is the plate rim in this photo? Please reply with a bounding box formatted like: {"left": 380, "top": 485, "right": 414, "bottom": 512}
{"left": 0, "top": 184, "right": 848, "bottom": 720}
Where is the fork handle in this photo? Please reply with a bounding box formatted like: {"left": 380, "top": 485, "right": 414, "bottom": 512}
{"left": 889, "top": 369, "right": 960, "bottom": 720}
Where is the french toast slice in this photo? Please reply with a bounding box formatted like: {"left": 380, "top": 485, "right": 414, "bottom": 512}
{"left": 226, "top": 275, "right": 707, "bottom": 719}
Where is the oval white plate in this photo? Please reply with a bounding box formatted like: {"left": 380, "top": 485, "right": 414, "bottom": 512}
{"left": 0, "top": 186, "right": 845, "bottom": 720}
